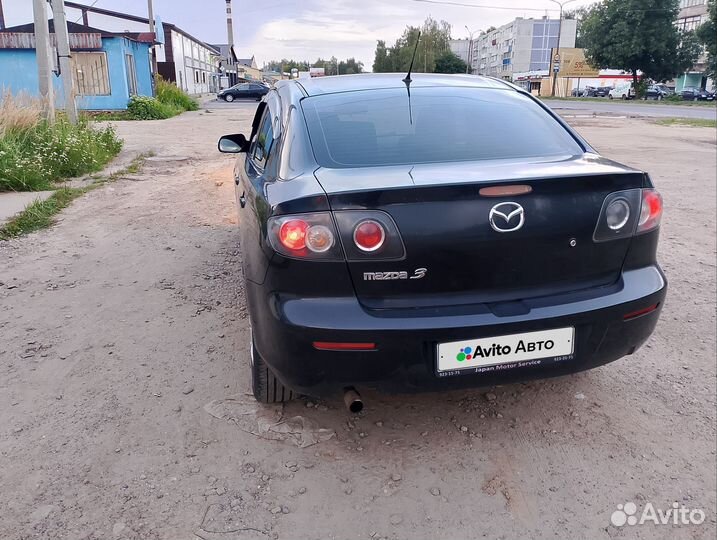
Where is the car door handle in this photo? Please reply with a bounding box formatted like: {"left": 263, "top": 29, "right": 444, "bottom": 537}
{"left": 239, "top": 192, "right": 246, "bottom": 208}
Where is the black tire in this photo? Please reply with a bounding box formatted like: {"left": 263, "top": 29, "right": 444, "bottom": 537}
{"left": 608, "top": 94, "right": 613, "bottom": 100}
{"left": 225, "top": 94, "right": 235, "bottom": 102}
{"left": 251, "top": 338, "right": 295, "bottom": 403}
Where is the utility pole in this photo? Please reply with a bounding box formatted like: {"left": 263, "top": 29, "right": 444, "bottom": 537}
{"left": 550, "top": 0, "right": 576, "bottom": 97}
{"left": 50, "top": 0, "right": 78, "bottom": 123}
{"left": 32, "top": 0, "right": 55, "bottom": 120}
{"left": 0, "top": 0, "right": 6, "bottom": 30}
{"left": 464, "top": 26, "right": 477, "bottom": 74}
{"left": 147, "top": 0, "right": 158, "bottom": 76}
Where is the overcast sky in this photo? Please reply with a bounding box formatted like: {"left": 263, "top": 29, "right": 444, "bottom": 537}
{"left": 3, "top": 0, "right": 598, "bottom": 69}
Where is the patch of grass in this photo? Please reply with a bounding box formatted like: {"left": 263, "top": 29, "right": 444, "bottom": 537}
{"left": 0, "top": 152, "right": 152, "bottom": 240}
{"left": 0, "top": 100, "right": 123, "bottom": 192}
{"left": 127, "top": 95, "right": 179, "bottom": 120}
{"left": 0, "top": 188, "right": 84, "bottom": 240}
{"left": 155, "top": 76, "right": 199, "bottom": 112}
{"left": 654, "top": 117, "right": 717, "bottom": 128}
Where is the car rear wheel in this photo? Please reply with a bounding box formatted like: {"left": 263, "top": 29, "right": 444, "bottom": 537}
{"left": 251, "top": 335, "right": 295, "bottom": 403}
{"left": 621, "top": 94, "right": 627, "bottom": 100}
{"left": 225, "top": 94, "right": 235, "bottom": 102}
{"left": 608, "top": 94, "right": 613, "bottom": 100}
{"left": 693, "top": 96, "right": 699, "bottom": 102}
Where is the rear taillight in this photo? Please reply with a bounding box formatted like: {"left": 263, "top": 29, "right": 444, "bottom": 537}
{"left": 332, "top": 210, "right": 405, "bottom": 261}
{"left": 268, "top": 213, "right": 342, "bottom": 260}
{"left": 268, "top": 210, "right": 405, "bottom": 261}
{"left": 353, "top": 220, "right": 385, "bottom": 252}
{"left": 636, "top": 189, "right": 663, "bottom": 234}
{"left": 594, "top": 188, "right": 662, "bottom": 242}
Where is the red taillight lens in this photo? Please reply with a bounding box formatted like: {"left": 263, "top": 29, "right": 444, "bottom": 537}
{"left": 353, "top": 220, "right": 385, "bottom": 252}
{"left": 279, "top": 219, "right": 308, "bottom": 251}
{"left": 637, "top": 189, "right": 663, "bottom": 234}
{"left": 268, "top": 213, "right": 342, "bottom": 260}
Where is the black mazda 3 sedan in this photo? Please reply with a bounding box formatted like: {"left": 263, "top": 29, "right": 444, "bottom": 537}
{"left": 218, "top": 74, "right": 666, "bottom": 406}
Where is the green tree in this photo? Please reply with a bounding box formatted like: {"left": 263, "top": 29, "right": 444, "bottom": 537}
{"left": 697, "top": 0, "right": 717, "bottom": 80}
{"left": 434, "top": 51, "right": 468, "bottom": 73}
{"left": 372, "top": 40, "right": 391, "bottom": 72}
{"left": 581, "top": 0, "right": 700, "bottom": 93}
{"left": 371, "top": 16, "right": 453, "bottom": 73}
{"left": 339, "top": 57, "right": 364, "bottom": 75}
{"left": 263, "top": 59, "right": 310, "bottom": 73}
{"left": 564, "top": 5, "right": 596, "bottom": 49}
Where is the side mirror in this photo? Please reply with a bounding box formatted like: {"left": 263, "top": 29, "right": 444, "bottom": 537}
{"left": 218, "top": 134, "right": 249, "bottom": 153}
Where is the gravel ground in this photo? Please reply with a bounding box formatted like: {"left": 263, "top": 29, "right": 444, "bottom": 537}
{"left": 0, "top": 107, "right": 715, "bottom": 540}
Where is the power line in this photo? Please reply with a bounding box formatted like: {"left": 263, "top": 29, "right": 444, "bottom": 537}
{"left": 74, "top": 0, "right": 102, "bottom": 24}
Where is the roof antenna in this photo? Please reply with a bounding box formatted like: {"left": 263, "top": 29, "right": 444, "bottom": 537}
{"left": 403, "top": 31, "right": 420, "bottom": 124}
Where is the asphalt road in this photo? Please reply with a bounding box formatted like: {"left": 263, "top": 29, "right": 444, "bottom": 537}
{"left": 545, "top": 98, "right": 717, "bottom": 120}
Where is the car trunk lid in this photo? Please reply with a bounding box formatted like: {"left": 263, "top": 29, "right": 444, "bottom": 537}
{"left": 315, "top": 155, "right": 645, "bottom": 310}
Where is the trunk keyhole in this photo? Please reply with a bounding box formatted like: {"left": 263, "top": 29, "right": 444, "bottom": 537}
{"left": 569, "top": 238, "right": 577, "bottom": 247}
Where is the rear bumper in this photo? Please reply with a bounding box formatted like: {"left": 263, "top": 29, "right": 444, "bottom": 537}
{"left": 248, "top": 266, "right": 667, "bottom": 397}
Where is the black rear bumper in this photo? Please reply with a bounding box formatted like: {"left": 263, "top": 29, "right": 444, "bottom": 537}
{"left": 247, "top": 266, "right": 667, "bottom": 397}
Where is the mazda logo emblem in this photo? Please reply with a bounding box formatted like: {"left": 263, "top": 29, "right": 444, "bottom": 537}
{"left": 489, "top": 202, "right": 525, "bottom": 233}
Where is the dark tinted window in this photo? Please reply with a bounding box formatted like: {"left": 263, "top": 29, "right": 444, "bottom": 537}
{"left": 251, "top": 109, "right": 274, "bottom": 167}
{"left": 301, "top": 87, "right": 583, "bottom": 168}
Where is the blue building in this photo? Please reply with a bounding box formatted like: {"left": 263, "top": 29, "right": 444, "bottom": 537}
{"left": 0, "top": 20, "right": 153, "bottom": 111}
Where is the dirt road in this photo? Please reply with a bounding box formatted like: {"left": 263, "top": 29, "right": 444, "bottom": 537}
{"left": 1, "top": 105, "right": 715, "bottom": 540}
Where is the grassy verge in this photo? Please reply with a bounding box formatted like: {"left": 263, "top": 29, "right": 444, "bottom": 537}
{"left": 90, "top": 77, "right": 199, "bottom": 121}
{"left": 0, "top": 153, "right": 151, "bottom": 240}
{"left": 540, "top": 96, "right": 716, "bottom": 107}
{"left": 1, "top": 92, "right": 123, "bottom": 192}
{"left": 654, "top": 118, "right": 717, "bottom": 128}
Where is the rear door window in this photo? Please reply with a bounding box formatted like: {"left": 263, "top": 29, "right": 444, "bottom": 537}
{"left": 250, "top": 109, "right": 274, "bottom": 168}
{"left": 301, "top": 86, "right": 583, "bottom": 168}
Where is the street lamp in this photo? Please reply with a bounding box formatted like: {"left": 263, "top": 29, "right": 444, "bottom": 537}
{"left": 464, "top": 26, "right": 478, "bottom": 74}
{"left": 549, "top": 0, "right": 577, "bottom": 97}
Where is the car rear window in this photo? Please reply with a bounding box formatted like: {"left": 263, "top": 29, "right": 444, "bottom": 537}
{"left": 300, "top": 86, "right": 583, "bottom": 168}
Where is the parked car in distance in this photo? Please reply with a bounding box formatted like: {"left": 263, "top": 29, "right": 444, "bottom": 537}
{"left": 218, "top": 73, "right": 666, "bottom": 409}
{"left": 679, "top": 86, "right": 715, "bottom": 101}
{"left": 218, "top": 82, "right": 269, "bottom": 102}
{"left": 572, "top": 85, "right": 594, "bottom": 97}
{"left": 609, "top": 83, "right": 635, "bottom": 100}
{"left": 594, "top": 86, "right": 613, "bottom": 97}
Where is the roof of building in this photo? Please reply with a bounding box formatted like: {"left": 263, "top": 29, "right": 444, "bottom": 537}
{"left": 293, "top": 73, "right": 514, "bottom": 97}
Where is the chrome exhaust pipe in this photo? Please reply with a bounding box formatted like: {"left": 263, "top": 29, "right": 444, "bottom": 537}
{"left": 343, "top": 387, "right": 363, "bottom": 413}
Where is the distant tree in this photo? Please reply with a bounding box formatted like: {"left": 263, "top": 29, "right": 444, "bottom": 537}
{"left": 697, "top": 0, "right": 717, "bottom": 80}
{"left": 581, "top": 0, "right": 700, "bottom": 94}
{"left": 564, "top": 5, "right": 596, "bottom": 49}
{"left": 339, "top": 57, "right": 364, "bottom": 75}
{"left": 263, "top": 59, "right": 310, "bottom": 73}
{"left": 371, "top": 16, "right": 452, "bottom": 73}
{"left": 434, "top": 51, "right": 468, "bottom": 73}
{"left": 373, "top": 40, "right": 391, "bottom": 72}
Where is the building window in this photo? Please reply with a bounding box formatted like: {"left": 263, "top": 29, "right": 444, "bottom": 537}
{"left": 125, "top": 54, "right": 138, "bottom": 96}
{"left": 202, "top": 72, "right": 206, "bottom": 84}
{"left": 679, "top": 0, "right": 705, "bottom": 8}
{"left": 676, "top": 15, "right": 704, "bottom": 31}
{"left": 72, "top": 52, "right": 111, "bottom": 96}
{"left": 194, "top": 70, "right": 200, "bottom": 83}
